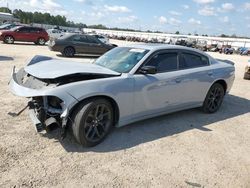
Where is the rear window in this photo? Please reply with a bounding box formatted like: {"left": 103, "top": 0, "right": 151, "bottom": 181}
{"left": 87, "top": 36, "right": 101, "bottom": 44}
{"left": 180, "top": 53, "right": 209, "bottom": 69}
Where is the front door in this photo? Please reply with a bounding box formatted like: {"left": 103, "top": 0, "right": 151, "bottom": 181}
{"left": 133, "top": 51, "right": 184, "bottom": 117}
{"left": 15, "top": 27, "right": 32, "bottom": 41}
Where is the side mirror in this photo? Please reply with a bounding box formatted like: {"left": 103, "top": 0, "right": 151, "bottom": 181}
{"left": 139, "top": 66, "right": 157, "bottom": 74}
{"left": 16, "top": 29, "right": 19, "bottom": 32}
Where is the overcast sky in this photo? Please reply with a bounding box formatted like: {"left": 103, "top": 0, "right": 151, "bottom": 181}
{"left": 1, "top": 0, "right": 250, "bottom": 36}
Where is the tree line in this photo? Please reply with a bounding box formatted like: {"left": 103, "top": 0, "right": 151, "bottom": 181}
{"left": 0, "top": 7, "right": 87, "bottom": 28}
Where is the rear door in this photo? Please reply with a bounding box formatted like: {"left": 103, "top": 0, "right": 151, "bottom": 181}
{"left": 70, "top": 35, "right": 91, "bottom": 54}
{"left": 29, "top": 27, "right": 40, "bottom": 42}
{"left": 133, "top": 50, "right": 182, "bottom": 116}
{"left": 86, "top": 36, "right": 109, "bottom": 54}
{"left": 175, "top": 50, "right": 213, "bottom": 104}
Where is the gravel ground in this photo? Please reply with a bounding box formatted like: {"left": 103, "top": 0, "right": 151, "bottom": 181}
{"left": 0, "top": 40, "right": 249, "bottom": 188}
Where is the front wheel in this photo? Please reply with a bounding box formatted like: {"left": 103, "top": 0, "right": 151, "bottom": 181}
{"left": 71, "top": 98, "right": 114, "bottom": 147}
{"left": 4, "top": 36, "right": 14, "bottom": 44}
{"left": 202, "top": 83, "right": 225, "bottom": 113}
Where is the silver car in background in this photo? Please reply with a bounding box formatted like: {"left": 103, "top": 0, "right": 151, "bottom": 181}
{"left": 9, "top": 44, "right": 235, "bottom": 147}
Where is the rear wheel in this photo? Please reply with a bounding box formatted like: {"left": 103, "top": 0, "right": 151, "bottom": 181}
{"left": 63, "top": 47, "right": 75, "bottom": 57}
{"left": 202, "top": 83, "right": 225, "bottom": 113}
{"left": 4, "top": 36, "right": 14, "bottom": 44}
{"left": 37, "top": 38, "right": 46, "bottom": 45}
{"left": 71, "top": 98, "right": 114, "bottom": 147}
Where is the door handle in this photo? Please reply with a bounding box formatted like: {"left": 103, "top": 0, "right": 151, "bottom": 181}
{"left": 207, "top": 71, "right": 213, "bottom": 76}
{"left": 175, "top": 78, "right": 181, "bottom": 83}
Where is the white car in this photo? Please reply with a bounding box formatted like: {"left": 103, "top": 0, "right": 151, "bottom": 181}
{"left": 47, "top": 29, "right": 65, "bottom": 39}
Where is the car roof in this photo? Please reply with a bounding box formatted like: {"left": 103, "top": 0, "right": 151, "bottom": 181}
{"left": 125, "top": 43, "right": 205, "bottom": 53}
{"left": 15, "top": 25, "right": 43, "bottom": 29}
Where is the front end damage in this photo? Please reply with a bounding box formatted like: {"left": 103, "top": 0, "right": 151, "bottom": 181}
{"left": 28, "top": 96, "right": 65, "bottom": 132}
{"left": 9, "top": 67, "right": 72, "bottom": 137}
{"left": 9, "top": 55, "right": 120, "bottom": 137}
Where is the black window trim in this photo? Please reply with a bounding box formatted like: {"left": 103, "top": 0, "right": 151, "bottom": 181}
{"left": 135, "top": 49, "right": 180, "bottom": 74}
{"left": 179, "top": 49, "right": 210, "bottom": 70}
{"left": 135, "top": 48, "right": 211, "bottom": 74}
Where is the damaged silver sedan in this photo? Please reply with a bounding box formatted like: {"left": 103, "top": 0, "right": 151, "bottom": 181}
{"left": 9, "top": 45, "right": 235, "bottom": 147}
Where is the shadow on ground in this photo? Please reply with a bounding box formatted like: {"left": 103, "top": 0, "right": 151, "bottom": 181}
{"left": 1, "top": 42, "right": 46, "bottom": 46}
{"left": 0, "top": 56, "right": 14, "bottom": 61}
{"left": 44, "top": 94, "right": 250, "bottom": 152}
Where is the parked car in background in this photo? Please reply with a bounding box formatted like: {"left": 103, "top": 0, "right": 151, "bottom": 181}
{"left": 47, "top": 29, "right": 65, "bottom": 39}
{"left": 0, "top": 23, "right": 21, "bottom": 30}
{"left": 185, "top": 39, "right": 197, "bottom": 48}
{"left": 0, "top": 26, "right": 49, "bottom": 45}
{"left": 208, "top": 44, "right": 220, "bottom": 52}
{"left": 175, "top": 38, "right": 187, "bottom": 46}
{"left": 220, "top": 45, "right": 234, "bottom": 54}
{"left": 9, "top": 45, "right": 235, "bottom": 147}
{"left": 89, "top": 34, "right": 110, "bottom": 44}
{"left": 237, "top": 47, "right": 250, "bottom": 55}
{"left": 195, "top": 40, "right": 208, "bottom": 51}
{"left": 244, "top": 60, "right": 250, "bottom": 80}
{"left": 48, "top": 34, "right": 116, "bottom": 57}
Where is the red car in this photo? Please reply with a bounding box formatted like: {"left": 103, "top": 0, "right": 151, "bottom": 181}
{"left": 0, "top": 26, "right": 49, "bottom": 45}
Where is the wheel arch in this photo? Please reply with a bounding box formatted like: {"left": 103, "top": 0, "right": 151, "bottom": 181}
{"left": 212, "top": 79, "right": 227, "bottom": 94}
{"left": 4, "top": 34, "right": 15, "bottom": 41}
{"left": 68, "top": 95, "right": 120, "bottom": 126}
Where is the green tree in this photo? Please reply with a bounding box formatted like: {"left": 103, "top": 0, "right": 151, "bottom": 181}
{"left": 0, "top": 7, "right": 12, "bottom": 13}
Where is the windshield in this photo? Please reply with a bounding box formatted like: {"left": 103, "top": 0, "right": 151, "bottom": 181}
{"left": 10, "top": 26, "right": 20, "bottom": 31}
{"left": 0, "top": 24, "right": 10, "bottom": 29}
{"left": 95, "top": 47, "right": 149, "bottom": 73}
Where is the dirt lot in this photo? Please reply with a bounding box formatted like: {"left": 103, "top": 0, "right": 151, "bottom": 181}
{"left": 0, "top": 40, "right": 249, "bottom": 188}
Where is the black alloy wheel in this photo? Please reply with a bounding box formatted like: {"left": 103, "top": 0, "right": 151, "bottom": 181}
{"left": 202, "top": 83, "right": 225, "bottom": 113}
{"left": 63, "top": 47, "right": 75, "bottom": 57}
{"left": 71, "top": 98, "right": 114, "bottom": 147}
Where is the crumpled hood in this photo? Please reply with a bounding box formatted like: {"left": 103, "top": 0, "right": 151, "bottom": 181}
{"left": 24, "top": 59, "right": 120, "bottom": 79}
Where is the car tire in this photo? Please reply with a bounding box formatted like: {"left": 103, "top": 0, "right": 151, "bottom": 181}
{"left": 63, "top": 47, "right": 75, "bottom": 57}
{"left": 71, "top": 98, "right": 114, "bottom": 147}
{"left": 202, "top": 83, "right": 225, "bottom": 113}
{"left": 37, "top": 38, "right": 46, "bottom": 45}
{"left": 4, "top": 35, "right": 14, "bottom": 44}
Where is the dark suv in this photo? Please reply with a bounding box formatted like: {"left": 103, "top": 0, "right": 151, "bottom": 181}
{"left": 0, "top": 26, "right": 49, "bottom": 45}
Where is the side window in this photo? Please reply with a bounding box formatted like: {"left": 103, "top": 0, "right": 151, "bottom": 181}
{"left": 30, "top": 28, "right": 39, "bottom": 33}
{"left": 86, "top": 36, "right": 100, "bottom": 44}
{"left": 80, "top": 36, "right": 89, "bottom": 43}
{"left": 72, "top": 35, "right": 81, "bottom": 42}
{"left": 180, "top": 53, "right": 209, "bottom": 69}
{"left": 18, "top": 27, "right": 30, "bottom": 33}
{"left": 146, "top": 53, "right": 178, "bottom": 73}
